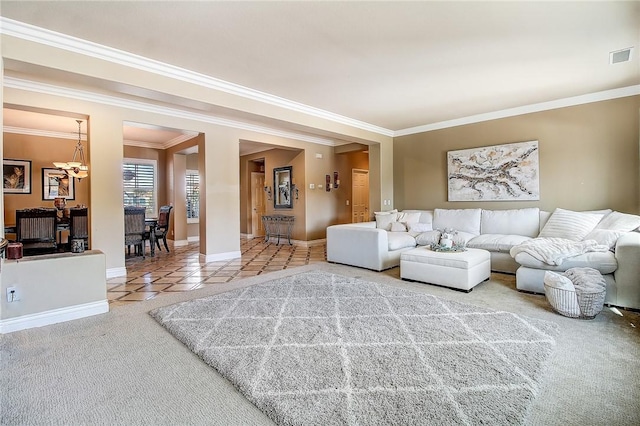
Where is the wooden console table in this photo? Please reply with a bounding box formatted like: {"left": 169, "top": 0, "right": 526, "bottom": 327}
{"left": 261, "top": 214, "right": 294, "bottom": 245}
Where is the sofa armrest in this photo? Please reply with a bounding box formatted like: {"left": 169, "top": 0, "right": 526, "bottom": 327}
{"left": 613, "top": 232, "right": 640, "bottom": 309}
{"left": 327, "top": 223, "right": 389, "bottom": 271}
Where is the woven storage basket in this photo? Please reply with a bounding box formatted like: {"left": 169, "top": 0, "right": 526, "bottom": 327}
{"left": 544, "top": 284, "right": 606, "bottom": 320}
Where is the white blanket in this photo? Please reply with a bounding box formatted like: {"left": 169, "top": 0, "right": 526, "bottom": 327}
{"left": 510, "top": 238, "right": 609, "bottom": 266}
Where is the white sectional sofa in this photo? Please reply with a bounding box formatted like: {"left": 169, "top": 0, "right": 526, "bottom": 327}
{"left": 326, "top": 208, "right": 640, "bottom": 310}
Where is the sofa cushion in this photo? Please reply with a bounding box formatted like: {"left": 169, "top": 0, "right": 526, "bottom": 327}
{"left": 452, "top": 231, "right": 478, "bottom": 246}
{"left": 513, "top": 251, "right": 617, "bottom": 274}
{"left": 415, "top": 230, "right": 441, "bottom": 246}
{"left": 467, "top": 234, "right": 532, "bottom": 252}
{"left": 387, "top": 232, "right": 417, "bottom": 251}
{"left": 538, "top": 208, "right": 605, "bottom": 241}
{"left": 481, "top": 208, "right": 539, "bottom": 237}
{"left": 407, "top": 222, "right": 432, "bottom": 237}
{"left": 583, "top": 229, "right": 624, "bottom": 250}
{"left": 433, "top": 208, "right": 481, "bottom": 235}
{"left": 390, "top": 222, "right": 407, "bottom": 232}
{"left": 375, "top": 211, "right": 398, "bottom": 230}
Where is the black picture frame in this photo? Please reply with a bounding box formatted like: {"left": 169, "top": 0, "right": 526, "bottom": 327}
{"left": 273, "top": 166, "right": 293, "bottom": 209}
{"left": 2, "top": 159, "right": 32, "bottom": 194}
{"left": 42, "top": 168, "right": 75, "bottom": 200}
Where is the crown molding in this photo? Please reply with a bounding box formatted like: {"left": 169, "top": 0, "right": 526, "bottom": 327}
{"left": 394, "top": 85, "right": 640, "bottom": 137}
{"left": 4, "top": 76, "right": 337, "bottom": 147}
{"left": 3, "top": 125, "right": 87, "bottom": 141}
{"left": 123, "top": 133, "right": 199, "bottom": 150}
{"left": 0, "top": 17, "right": 393, "bottom": 138}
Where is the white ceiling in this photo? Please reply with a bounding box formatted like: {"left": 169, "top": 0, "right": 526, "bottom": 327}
{"left": 1, "top": 1, "right": 639, "bottom": 137}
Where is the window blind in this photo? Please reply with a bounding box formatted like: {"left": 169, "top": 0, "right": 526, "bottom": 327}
{"left": 186, "top": 171, "right": 199, "bottom": 219}
{"left": 123, "top": 161, "right": 157, "bottom": 216}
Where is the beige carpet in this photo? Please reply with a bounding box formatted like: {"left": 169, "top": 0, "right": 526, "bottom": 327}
{"left": 1, "top": 262, "right": 639, "bottom": 425}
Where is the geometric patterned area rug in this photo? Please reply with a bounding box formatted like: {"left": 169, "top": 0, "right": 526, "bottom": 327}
{"left": 150, "top": 271, "right": 559, "bottom": 425}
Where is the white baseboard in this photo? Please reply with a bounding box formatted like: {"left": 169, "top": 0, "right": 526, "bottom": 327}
{"left": 199, "top": 250, "right": 241, "bottom": 263}
{"left": 173, "top": 239, "right": 189, "bottom": 247}
{"left": 187, "top": 236, "right": 199, "bottom": 242}
{"left": 0, "top": 300, "right": 109, "bottom": 334}
{"left": 106, "top": 267, "right": 127, "bottom": 278}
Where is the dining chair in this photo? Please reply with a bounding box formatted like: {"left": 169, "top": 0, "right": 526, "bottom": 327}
{"left": 69, "top": 207, "right": 89, "bottom": 251}
{"left": 124, "top": 206, "right": 147, "bottom": 258}
{"left": 154, "top": 205, "right": 173, "bottom": 252}
{"left": 15, "top": 208, "right": 58, "bottom": 255}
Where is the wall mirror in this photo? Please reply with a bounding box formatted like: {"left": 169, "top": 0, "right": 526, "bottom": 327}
{"left": 273, "top": 166, "right": 292, "bottom": 209}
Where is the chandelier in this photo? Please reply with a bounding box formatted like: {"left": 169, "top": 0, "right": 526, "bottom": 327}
{"left": 53, "top": 119, "right": 89, "bottom": 180}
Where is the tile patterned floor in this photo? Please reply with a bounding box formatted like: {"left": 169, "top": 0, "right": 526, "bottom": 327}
{"left": 108, "top": 237, "right": 327, "bottom": 307}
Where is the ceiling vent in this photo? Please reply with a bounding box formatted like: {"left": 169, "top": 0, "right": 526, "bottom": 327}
{"left": 610, "top": 47, "right": 633, "bottom": 64}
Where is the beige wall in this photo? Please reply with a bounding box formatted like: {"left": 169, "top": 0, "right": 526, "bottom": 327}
{"left": 394, "top": 96, "right": 640, "bottom": 214}
{"left": 3, "top": 133, "right": 90, "bottom": 224}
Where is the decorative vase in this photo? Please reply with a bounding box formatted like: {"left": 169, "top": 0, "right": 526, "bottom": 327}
{"left": 54, "top": 197, "right": 66, "bottom": 211}
{"left": 440, "top": 230, "right": 454, "bottom": 249}
{"left": 71, "top": 239, "right": 85, "bottom": 253}
{"left": 6, "top": 242, "right": 23, "bottom": 260}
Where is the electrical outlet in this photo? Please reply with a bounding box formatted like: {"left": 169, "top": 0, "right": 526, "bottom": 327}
{"left": 6, "top": 286, "right": 20, "bottom": 302}
{"left": 346, "top": 200, "right": 350, "bottom": 206}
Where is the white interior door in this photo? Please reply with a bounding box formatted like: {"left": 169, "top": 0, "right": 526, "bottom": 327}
{"left": 352, "top": 169, "right": 369, "bottom": 223}
{"left": 251, "top": 172, "right": 266, "bottom": 236}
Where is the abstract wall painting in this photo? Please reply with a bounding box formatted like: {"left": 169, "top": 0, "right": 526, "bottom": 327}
{"left": 447, "top": 140, "right": 539, "bottom": 201}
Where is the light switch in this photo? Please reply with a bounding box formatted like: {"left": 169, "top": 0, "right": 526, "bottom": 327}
{"left": 346, "top": 200, "right": 350, "bottom": 206}
{"left": 309, "top": 183, "right": 315, "bottom": 189}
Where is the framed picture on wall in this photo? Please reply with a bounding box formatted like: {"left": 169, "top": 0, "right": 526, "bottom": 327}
{"left": 2, "top": 159, "right": 32, "bottom": 194}
{"left": 42, "top": 168, "right": 75, "bottom": 200}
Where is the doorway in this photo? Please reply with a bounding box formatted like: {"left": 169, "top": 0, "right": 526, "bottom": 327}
{"left": 250, "top": 164, "right": 266, "bottom": 237}
{"left": 352, "top": 169, "right": 369, "bottom": 223}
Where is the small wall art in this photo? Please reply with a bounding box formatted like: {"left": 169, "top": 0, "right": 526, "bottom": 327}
{"left": 447, "top": 140, "right": 539, "bottom": 201}
{"left": 2, "top": 159, "right": 32, "bottom": 194}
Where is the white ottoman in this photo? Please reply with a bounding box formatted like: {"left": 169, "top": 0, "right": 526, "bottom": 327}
{"left": 400, "top": 247, "right": 491, "bottom": 292}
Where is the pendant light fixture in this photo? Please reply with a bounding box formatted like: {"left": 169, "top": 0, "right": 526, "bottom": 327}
{"left": 53, "top": 119, "right": 89, "bottom": 180}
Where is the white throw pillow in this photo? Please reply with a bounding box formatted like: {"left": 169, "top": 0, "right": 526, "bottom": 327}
{"left": 396, "top": 211, "right": 422, "bottom": 225}
{"left": 415, "top": 230, "right": 441, "bottom": 246}
{"left": 407, "top": 222, "right": 432, "bottom": 237}
{"left": 374, "top": 211, "right": 398, "bottom": 231}
{"left": 390, "top": 221, "right": 407, "bottom": 232}
{"left": 595, "top": 211, "right": 640, "bottom": 232}
{"left": 538, "top": 208, "right": 604, "bottom": 241}
{"left": 544, "top": 271, "right": 580, "bottom": 317}
{"left": 402, "top": 210, "right": 434, "bottom": 225}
